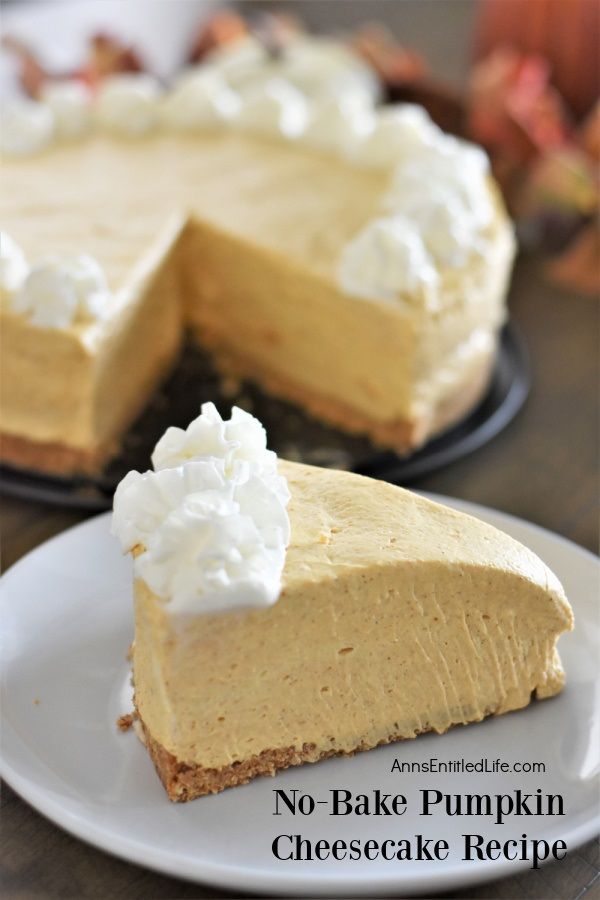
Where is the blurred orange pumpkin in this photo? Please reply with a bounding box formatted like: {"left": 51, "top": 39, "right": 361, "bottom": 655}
{"left": 474, "top": 0, "right": 599, "bottom": 119}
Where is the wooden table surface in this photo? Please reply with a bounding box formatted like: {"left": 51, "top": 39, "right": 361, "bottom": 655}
{"left": 2, "top": 254, "right": 599, "bottom": 899}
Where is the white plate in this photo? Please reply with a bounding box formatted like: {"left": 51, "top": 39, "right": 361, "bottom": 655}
{"left": 1, "top": 496, "right": 598, "bottom": 897}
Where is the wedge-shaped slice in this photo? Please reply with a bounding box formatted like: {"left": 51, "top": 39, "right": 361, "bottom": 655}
{"left": 132, "top": 461, "right": 573, "bottom": 801}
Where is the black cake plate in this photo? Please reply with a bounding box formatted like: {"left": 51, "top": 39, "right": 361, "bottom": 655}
{"left": 0, "top": 322, "right": 529, "bottom": 511}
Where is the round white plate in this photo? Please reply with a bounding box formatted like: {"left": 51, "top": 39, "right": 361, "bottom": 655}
{"left": 1, "top": 496, "right": 598, "bottom": 897}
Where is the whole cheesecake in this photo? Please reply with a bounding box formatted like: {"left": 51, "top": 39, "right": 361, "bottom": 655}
{"left": 0, "top": 39, "right": 515, "bottom": 475}
{"left": 112, "top": 405, "right": 573, "bottom": 801}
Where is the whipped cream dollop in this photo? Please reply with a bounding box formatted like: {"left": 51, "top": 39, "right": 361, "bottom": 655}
{"left": 95, "top": 74, "right": 162, "bottom": 136}
{"left": 355, "top": 104, "right": 441, "bottom": 169}
{"left": 41, "top": 81, "right": 91, "bottom": 139}
{"left": 299, "top": 94, "right": 373, "bottom": 156}
{"left": 232, "top": 79, "right": 308, "bottom": 139}
{"left": 204, "top": 34, "right": 378, "bottom": 107}
{"left": 152, "top": 402, "right": 277, "bottom": 474}
{"left": 160, "top": 69, "right": 239, "bottom": 131}
{"left": 281, "top": 37, "right": 380, "bottom": 105}
{"left": 0, "top": 232, "right": 28, "bottom": 294}
{"left": 338, "top": 216, "right": 439, "bottom": 305}
{"left": 383, "top": 135, "right": 493, "bottom": 266}
{"left": 204, "top": 36, "right": 273, "bottom": 92}
{"left": 112, "top": 404, "right": 290, "bottom": 616}
{"left": 335, "top": 129, "right": 495, "bottom": 299}
{"left": 11, "top": 253, "right": 110, "bottom": 328}
{"left": 0, "top": 99, "right": 54, "bottom": 156}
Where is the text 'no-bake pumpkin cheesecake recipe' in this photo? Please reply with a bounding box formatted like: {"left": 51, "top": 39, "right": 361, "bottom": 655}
{"left": 0, "top": 35, "right": 515, "bottom": 475}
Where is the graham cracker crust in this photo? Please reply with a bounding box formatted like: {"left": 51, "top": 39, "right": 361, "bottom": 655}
{"left": 139, "top": 709, "right": 498, "bottom": 803}
{"left": 141, "top": 719, "right": 326, "bottom": 802}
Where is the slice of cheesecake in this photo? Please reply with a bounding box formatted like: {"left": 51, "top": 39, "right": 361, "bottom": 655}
{"left": 113, "top": 408, "right": 573, "bottom": 801}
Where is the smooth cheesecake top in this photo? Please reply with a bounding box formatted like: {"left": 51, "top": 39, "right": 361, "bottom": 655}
{"left": 280, "top": 462, "right": 571, "bottom": 611}
{"left": 1, "top": 133, "right": 386, "bottom": 293}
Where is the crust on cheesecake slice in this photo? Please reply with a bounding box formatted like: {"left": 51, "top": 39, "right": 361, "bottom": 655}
{"left": 139, "top": 700, "right": 527, "bottom": 802}
{"left": 131, "top": 461, "right": 573, "bottom": 802}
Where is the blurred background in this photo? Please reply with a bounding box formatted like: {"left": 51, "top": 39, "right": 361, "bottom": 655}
{"left": 1, "top": 0, "right": 477, "bottom": 84}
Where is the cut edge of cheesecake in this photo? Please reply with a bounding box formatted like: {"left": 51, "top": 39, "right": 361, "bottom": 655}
{"left": 130, "top": 461, "right": 573, "bottom": 802}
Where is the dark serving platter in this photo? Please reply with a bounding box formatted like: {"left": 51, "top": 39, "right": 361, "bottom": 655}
{"left": 0, "top": 322, "right": 529, "bottom": 511}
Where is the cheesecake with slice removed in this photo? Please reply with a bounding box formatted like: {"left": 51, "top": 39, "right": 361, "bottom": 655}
{"left": 1, "top": 65, "right": 514, "bottom": 476}
{"left": 112, "top": 405, "right": 573, "bottom": 801}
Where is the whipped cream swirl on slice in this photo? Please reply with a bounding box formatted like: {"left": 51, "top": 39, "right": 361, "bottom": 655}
{"left": 0, "top": 99, "right": 54, "bottom": 156}
{"left": 112, "top": 406, "right": 291, "bottom": 616}
{"left": 160, "top": 69, "right": 239, "bottom": 131}
{"left": 338, "top": 216, "right": 439, "bottom": 305}
{"left": 152, "top": 402, "right": 278, "bottom": 475}
{"left": 11, "top": 254, "right": 110, "bottom": 328}
{"left": 95, "top": 74, "right": 162, "bottom": 136}
{"left": 231, "top": 79, "right": 308, "bottom": 139}
{"left": 0, "top": 232, "right": 28, "bottom": 294}
{"left": 41, "top": 81, "right": 91, "bottom": 139}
